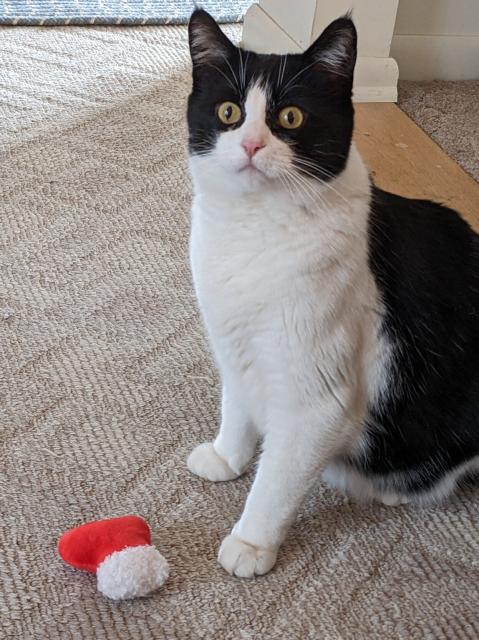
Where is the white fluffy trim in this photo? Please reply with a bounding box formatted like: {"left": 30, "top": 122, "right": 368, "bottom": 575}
{"left": 96, "top": 545, "right": 169, "bottom": 600}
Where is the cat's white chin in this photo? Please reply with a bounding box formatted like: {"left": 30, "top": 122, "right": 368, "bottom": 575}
{"left": 238, "top": 163, "right": 263, "bottom": 177}
{"left": 235, "top": 165, "right": 270, "bottom": 191}
{"left": 190, "top": 154, "right": 273, "bottom": 195}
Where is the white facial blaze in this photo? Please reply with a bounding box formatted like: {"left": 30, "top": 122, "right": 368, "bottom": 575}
{"left": 241, "top": 84, "right": 269, "bottom": 149}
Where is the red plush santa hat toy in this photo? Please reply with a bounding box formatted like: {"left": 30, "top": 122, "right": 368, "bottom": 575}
{"left": 58, "top": 515, "right": 169, "bottom": 600}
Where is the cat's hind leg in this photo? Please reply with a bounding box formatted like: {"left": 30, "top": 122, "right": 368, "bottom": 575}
{"left": 322, "top": 461, "right": 411, "bottom": 505}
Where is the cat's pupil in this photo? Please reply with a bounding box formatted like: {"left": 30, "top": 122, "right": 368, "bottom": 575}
{"left": 225, "top": 106, "right": 233, "bottom": 120}
{"left": 286, "top": 110, "right": 294, "bottom": 124}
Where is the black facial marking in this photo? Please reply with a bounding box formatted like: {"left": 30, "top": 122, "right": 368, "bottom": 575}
{"left": 187, "top": 9, "right": 357, "bottom": 180}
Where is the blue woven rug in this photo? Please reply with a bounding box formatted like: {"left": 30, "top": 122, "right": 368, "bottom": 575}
{"left": 0, "top": 1, "right": 251, "bottom": 25}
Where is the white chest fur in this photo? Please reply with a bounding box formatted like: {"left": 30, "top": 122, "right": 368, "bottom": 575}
{"left": 189, "top": 147, "right": 388, "bottom": 443}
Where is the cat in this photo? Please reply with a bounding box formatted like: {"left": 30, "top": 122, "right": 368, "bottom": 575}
{"left": 185, "top": 9, "right": 479, "bottom": 578}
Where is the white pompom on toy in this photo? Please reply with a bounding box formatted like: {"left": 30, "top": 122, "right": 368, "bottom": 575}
{"left": 97, "top": 544, "right": 169, "bottom": 600}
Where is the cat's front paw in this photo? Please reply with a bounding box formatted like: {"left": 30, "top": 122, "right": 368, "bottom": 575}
{"left": 187, "top": 442, "right": 239, "bottom": 482}
{"left": 218, "top": 534, "right": 278, "bottom": 578}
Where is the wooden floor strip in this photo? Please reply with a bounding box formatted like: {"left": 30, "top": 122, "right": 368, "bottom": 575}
{"left": 354, "top": 103, "right": 479, "bottom": 231}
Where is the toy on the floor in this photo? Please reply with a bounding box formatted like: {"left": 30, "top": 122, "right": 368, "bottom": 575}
{"left": 58, "top": 515, "right": 169, "bottom": 600}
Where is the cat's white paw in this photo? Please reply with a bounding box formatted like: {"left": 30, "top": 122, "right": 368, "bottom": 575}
{"left": 187, "top": 442, "right": 239, "bottom": 482}
{"left": 218, "top": 534, "right": 278, "bottom": 578}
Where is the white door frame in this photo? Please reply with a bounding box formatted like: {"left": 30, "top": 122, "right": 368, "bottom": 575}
{"left": 242, "top": 0, "right": 400, "bottom": 102}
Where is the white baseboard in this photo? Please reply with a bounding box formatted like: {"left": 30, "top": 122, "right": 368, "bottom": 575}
{"left": 242, "top": 5, "right": 399, "bottom": 102}
{"left": 354, "top": 57, "right": 399, "bottom": 102}
{"left": 391, "top": 34, "right": 479, "bottom": 81}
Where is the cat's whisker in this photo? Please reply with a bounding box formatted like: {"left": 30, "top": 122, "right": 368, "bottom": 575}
{"left": 208, "top": 63, "right": 237, "bottom": 92}
{"left": 278, "top": 172, "right": 295, "bottom": 201}
{"left": 242, "top": 50, "right": 250, "bottom": 90}
{"left": 289, "top": 164, "right": 348, "bottom": 211}
{"left": 304, "top": 172, "right": 351, "bottom": 206}
{"left": 191, "top": 147, "right": 215, "bottom": 158}
{"left": 313, "top": 149, "right": 347, "bottom": 160}
{"left": 281, "top": 55, "right": 289, "bottom": 86}
{"left": 238, "top": 48, "right": 245, "bottom": 92}
{"left": 279, "top": 60, "right": 317, "bottom": 99}
{"left": 280, "top": 168, "right": 363, "bottom": 243}
{"left": 278, "top": 168, "right": 303, "bottom": 197}
{"left": 281, "top": 173, "right": 309, "bottom": 205}
{"left": 292, "top": 158, "right": 352, "bottom": 204}
{"left": 280, "top": 169, "right": 303, "bottom": 197}
{"left": 315, "top": 141, "right": 344, "bottom": 149}
{"left": 293, "top": 155, "right": 343, "bottom": 173}
{"left": 279, "top": 84, "right": 307, "bottom": 95}
{"left": 310, "top": 162, "right": 354, "bottom": 184}
{"left": 276, "top": 55, "right": 283, "bottom": 88}
{"left": 293, "top": 159, "right": 344, "bottom": 191}
{"left": 293, "top": 159, "right": 346, "bottom": 184}
{"left": 219, "top": 53, "right": 241, "bottom": 93}
{"left": 282, "top": 168, "right": 327, "bottom": 209}
{"left": 277, "top": 55, "right": 288, "bottom": 89}
{"left": 296, "top": 176, "right": 329, "bottom": 209}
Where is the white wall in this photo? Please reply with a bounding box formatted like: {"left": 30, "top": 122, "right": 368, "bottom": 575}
{"left": 312, "top": 0, "right": 399, "bottom": 58}
{"left": 242, "top": 0, "right": 400, "bottom": 102}
{"left": 391, "top": 0, "right": 479, "bottom": 80}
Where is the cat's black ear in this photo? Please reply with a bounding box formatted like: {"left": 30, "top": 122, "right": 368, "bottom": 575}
{"left": 188, "top": 9, "right": 236, "bottom": 67}
{"left": 305, "top": 15, "right": 357, "bottom": 83}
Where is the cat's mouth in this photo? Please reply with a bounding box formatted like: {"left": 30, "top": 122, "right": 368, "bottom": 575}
{"left": 238, "top": 161, "right": 265, "bottom": 177}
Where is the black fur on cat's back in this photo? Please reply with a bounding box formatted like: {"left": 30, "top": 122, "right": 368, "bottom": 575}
{"left": 355, "top": 187, "right": 479, "bottom": 494}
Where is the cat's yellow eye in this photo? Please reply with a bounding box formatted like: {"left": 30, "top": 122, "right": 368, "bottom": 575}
{"left": 217, "top": 101, "right": 242, "bottom": 125}
{"left": 278, "top": 106, "right": 304, "bottom": 130}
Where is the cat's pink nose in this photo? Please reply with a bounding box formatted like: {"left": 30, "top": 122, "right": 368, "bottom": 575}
{"left": 242, "top": 139, "right": 265, "bottom": 158}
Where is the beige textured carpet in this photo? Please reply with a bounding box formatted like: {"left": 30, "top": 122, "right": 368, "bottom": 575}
{"left": 1, "top": 26, "right": 479, "bottom": 640}
{"left": 398, "top": 80, "right": 479, "bottom": 183}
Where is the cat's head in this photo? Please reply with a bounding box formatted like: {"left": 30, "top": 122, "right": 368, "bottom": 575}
{"left": 187, "top": 9, "right": 357, "bottom": 196}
